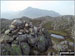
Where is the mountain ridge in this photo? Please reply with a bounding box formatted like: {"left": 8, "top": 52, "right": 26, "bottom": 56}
{"left": 19, "top": 7, "right": 60, "bottom": 18}
{"left": 1, "top": 7, "right": 60, "bottom": 19}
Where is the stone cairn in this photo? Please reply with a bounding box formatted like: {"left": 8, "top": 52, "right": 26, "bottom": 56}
{"left": 1, "top": 19, "right": 53, "bottom": 55}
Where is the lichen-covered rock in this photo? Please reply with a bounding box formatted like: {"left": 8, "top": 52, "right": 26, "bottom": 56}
{"left": 27, "top": 35, "right": 37, "bottom": 46}
{"left": 34, "top": 36, "right": 47, "bottom": 52}
{"left": 20, "top": 42, "right": 30, "bottom": 55}
{"left": 5, "top": 29, "right": 11, "bottom": 35}
{"left": 2, "top": 35, "right": 13, "bottom": 43}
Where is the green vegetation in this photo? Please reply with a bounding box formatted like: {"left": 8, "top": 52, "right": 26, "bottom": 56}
{"left": 48, "top": 30, "right": 68, "bottom": 36}
{"left": 46, "top": 48, "right": 58, "bottom": 54}
{"left": 11, "top": 45, "right": 22, "bottom": 55}
{"left": 43, "top": 21, "right": 53, "bottom": 30}
{"left": 66, "top": 37, "right": 74, "bottom": 42}
{"left": 51, "top": 36, "right": 64, "bottom": 44}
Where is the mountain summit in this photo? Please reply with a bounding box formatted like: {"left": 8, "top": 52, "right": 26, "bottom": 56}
{"left": 1, "top": 7, "right": 60, "bottom": 19}
{"left": 19, "top": 7, "right": 60, "bottom": 18}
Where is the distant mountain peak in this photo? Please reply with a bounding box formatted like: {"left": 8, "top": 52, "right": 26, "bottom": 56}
{"left": 1, "top": 7, "right": 60, "bottom": 19}
{"left": 26, "top": 7, "right": 33, "bottom": 9}
{"left": 21, "top": 7, "right": 60, "bottom": 18}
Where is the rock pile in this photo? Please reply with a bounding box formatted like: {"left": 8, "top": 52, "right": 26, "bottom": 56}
{"left": 1, "top": 19, "right": 53, "bottom": 55}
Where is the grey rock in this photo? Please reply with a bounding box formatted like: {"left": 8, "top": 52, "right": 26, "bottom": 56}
{"left": 16, "top": 34, "right": 27, "bottom": 42}
{"left": 20, "top": 42, "right": 30, "bottom": 55}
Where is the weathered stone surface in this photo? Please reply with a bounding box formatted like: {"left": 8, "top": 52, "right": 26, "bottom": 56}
{"left": 20, "top": 42, "right": 30, "bottom": 55}
{"left": 16, "top": 34, "right": 27, "bottom": 42}
{"left": 35, "top": 36, "right": 47, "bottom": 52}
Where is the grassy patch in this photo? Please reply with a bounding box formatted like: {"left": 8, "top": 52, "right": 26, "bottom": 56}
{"left": 46, "top": 48, "right": 58, "bottom": 54}
{"left": 43, "top": 22, "right": 53, "bottom": 30}
{"left": 66, "top": 37, "right": 74, "bottom": 42}
{"left": 51, "top": 36, "right": 64, "bottom": 44}
{"left": 48, "top": 30, "right": 68, "bottom": 36}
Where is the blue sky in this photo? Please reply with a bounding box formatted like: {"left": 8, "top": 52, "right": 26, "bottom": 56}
{"left": 1, "top": 1, "right": 74, "bottom": 15}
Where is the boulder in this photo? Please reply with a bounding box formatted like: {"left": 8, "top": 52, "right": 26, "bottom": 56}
{"left": 16, "top": 34, "right": 27, "bottom": 42}
{"left": 20, "top": 42, "right": 30, "bottom": 55}
{"left": 34, "top": 36, "right": 46, "bottom": 52}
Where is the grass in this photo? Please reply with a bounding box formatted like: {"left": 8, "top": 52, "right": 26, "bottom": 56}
{"left": 51, "top": 36, "right": 64, "bottom": 44}
{"left": 48, "top": 30, "right": 68, "bottom": 36}
{"left": 46, "top": 48, "right": 58, "bottom": 54}
{"left": 66, "top": 37, "right": 74, "bottom": 42}
{"left": 43, "top": 21, "right": 53, "bottom": 30}
{"left": 49, "top": 30, "right": 74, "bottom": 43}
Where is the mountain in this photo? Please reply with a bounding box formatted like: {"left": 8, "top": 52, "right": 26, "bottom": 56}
{"left": 1, "top": 7, "right": 60, "bottom": 19}
{"left": 17, "top": 7, "right": 60, "bottom": 18}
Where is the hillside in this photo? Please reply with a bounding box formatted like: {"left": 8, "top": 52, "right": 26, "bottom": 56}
{"left": 0, "top": 15, "right": 74, "bottom": 55}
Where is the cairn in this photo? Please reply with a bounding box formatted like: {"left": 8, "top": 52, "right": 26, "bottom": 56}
{"left": 1, "top": 19, "right": 52, "bottom": 55}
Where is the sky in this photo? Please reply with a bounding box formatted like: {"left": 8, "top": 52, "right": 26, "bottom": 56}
{"left": 1, "top": 1, "right": 74, "bottom": 15}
